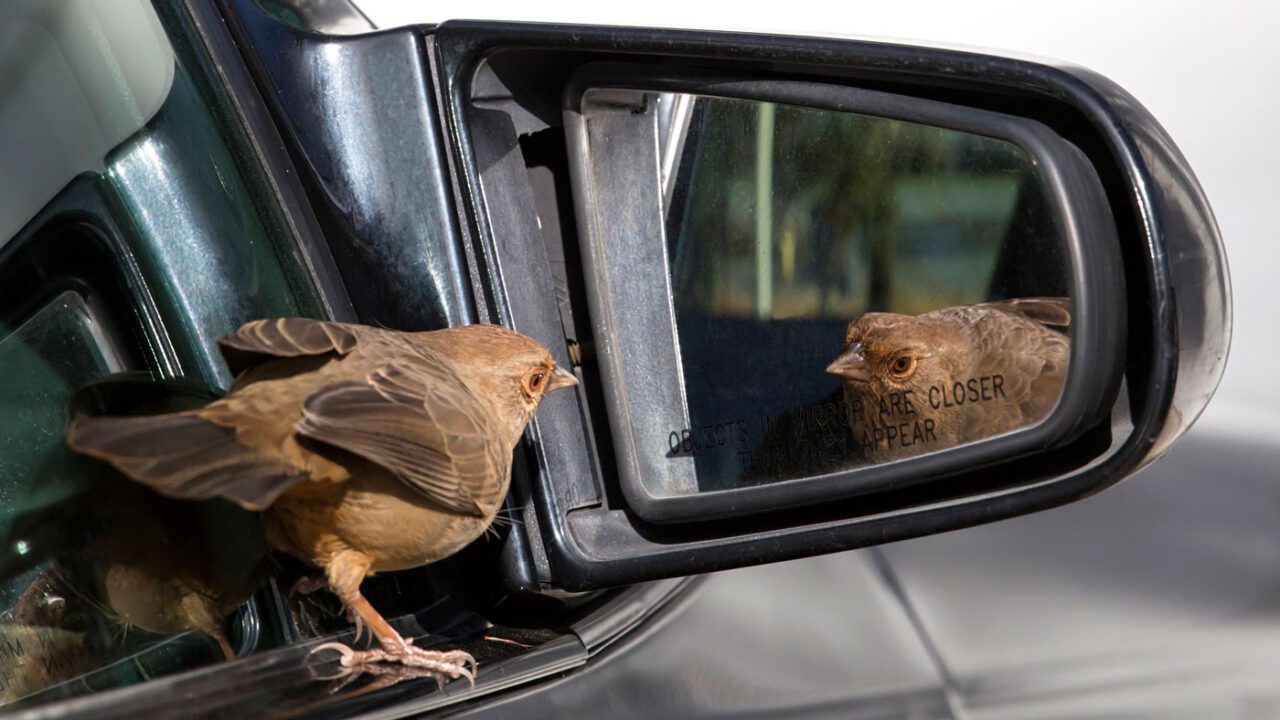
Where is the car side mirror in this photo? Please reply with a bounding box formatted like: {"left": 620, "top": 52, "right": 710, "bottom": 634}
{"left": 431, "top": 23, "right": 1230, "bottom": 590}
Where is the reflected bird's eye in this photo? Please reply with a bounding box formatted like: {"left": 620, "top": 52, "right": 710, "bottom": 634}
{"left": 890, "top": 354, "right": 916, "bottom": 378}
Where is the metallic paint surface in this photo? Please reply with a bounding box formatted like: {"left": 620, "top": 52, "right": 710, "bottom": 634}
{"left": 228, "top": 0, "right": 473, "bottom": 331}
{"left": 453, "top": 552, "right": 950, "bottom": 719}
{"left": 106, "top": 67, "right": 314, "bottom": 388}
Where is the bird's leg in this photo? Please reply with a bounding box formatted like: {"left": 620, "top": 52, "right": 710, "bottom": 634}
{"left": 309, "top": 550, "right": 476, "bottom": 685}
{"left": 179, "top": 592, "right": 236, "bottom": 660}
{"left": 337, "top": 587, "right": 477, "bottom": 683}
{"left": 214, "top": 631, "right": 237, "bottom": 661}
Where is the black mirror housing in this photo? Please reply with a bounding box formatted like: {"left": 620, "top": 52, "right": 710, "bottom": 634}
{"left": 430, "top": 22, "right": 1230, "bottom": 591}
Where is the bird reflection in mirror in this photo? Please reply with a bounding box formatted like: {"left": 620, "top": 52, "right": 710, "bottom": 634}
{"left": 0, "top": 374, "right": 268, "bottom": 701}
{"left": 827, "top": 298, "right": 1070, "bottom": 463}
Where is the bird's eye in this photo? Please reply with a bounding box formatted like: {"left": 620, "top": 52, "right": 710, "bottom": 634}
{"left": 889, "top": 354, "right": 917, "bottom": 378}
{"left": 524, "top": 370, "right": 547, "bottom": 395}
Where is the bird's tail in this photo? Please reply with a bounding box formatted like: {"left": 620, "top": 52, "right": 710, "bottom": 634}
{"left": 67, "top": 412, "right": 302, "bottom": 511}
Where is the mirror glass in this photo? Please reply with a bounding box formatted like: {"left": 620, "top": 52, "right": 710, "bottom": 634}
{"left": 577, "top": 89, "right": 1073, "bottom": 497}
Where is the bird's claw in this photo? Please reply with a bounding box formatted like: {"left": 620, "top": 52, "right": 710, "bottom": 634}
{"left": 346, "top": 609, "right": 366, "bottom": 645}
{"left": 307, "top": 640, "right": 476, "bottom": 688}
{"left": 308, "top": 641, "right": 358, "bottom": 680}
{"left": 288, "top": 577, "right": 328, "bottom": 598}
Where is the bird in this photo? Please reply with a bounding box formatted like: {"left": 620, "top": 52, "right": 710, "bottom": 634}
{"left": 65, "top": 319, "right": 578, "bottom": 683}
{"left": 826, "top": 297, "right": 1070, "bottom": 463}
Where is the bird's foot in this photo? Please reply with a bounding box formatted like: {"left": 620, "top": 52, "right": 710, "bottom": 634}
{"left": 288, "top": 577, "right": 328, "bottom": 597}
{"left": 288, "top": 577, "right": 341, "bottom": 638}
{"left": 347, "top": 609, "right": 365, "bottom": 644}
{"left": 311, "top": 657, "right": 465, "bottom": 695}
{"left": 310, "top": 638, "right": 476, "bottom": 687}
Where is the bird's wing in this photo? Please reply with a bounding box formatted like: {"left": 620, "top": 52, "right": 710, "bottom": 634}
{"left": 66, "top": 337, "right": 358, "bottom": 511}
{"left": 67, "top": 412, "right": 312, "bottom": 511}
{"left": 218, "top": 318, "right": 361, "bottom": 376}
{"left": 295, "top": 354, "right": 506, "bottom": 518}
{"left": 971, "top": 313, "right": 1070, "bottom": 428}
{"left": 71, "top": 323, "right": 507, "bottom": 515}
{"left": 978, "top": 297, "right": 1071, "bottom": 328}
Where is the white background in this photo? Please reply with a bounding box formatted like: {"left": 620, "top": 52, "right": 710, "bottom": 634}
{"left": 359, "top": 0, "right": 1279, "bottom": 438}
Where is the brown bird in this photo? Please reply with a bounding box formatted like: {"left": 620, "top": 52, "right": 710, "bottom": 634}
{"left": 66, "top": 319, "right": 578, "bottom": 682}
{"left": 826, "top": 298, "right": 1070, "bottom": 463}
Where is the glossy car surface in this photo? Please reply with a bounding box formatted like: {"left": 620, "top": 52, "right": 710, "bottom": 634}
{"left": 0, "top": 0, "right": 1266, "bottom": 717}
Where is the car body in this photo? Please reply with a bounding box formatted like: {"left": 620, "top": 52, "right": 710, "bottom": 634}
{"left": 0, "top": 0, "right": 1264, "bottom": 717}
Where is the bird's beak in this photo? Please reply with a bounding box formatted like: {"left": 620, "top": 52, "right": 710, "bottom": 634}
{"left": 827, "top": 342, "right": 870, "bottom": 381}
{"left": 547, "top": 366, "right": 579, "bottom": 392}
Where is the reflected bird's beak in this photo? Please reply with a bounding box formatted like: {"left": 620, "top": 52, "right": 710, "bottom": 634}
{"left": 827, "top": 342, "right": 870, "bottom": 381}
{"left": 548, "top": 366, "right": 579, "bottom": 391}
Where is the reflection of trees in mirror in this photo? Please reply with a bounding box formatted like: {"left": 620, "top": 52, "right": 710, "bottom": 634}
{"left": 666, "top": 95, "right": 1044, "bottom": 322}
{"left": 738, "top": 297, "right": 1069, "bottom": 483}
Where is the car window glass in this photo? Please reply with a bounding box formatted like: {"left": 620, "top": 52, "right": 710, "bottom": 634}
{"left": 0, "top": 0, "right": 175, "bottom": 246}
